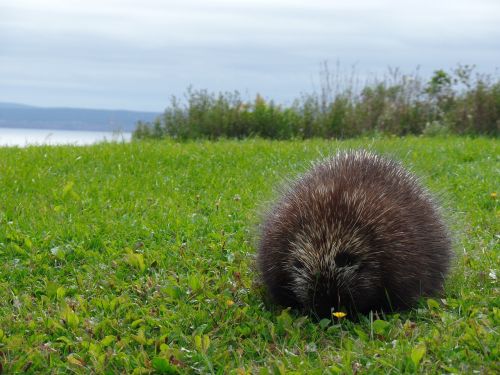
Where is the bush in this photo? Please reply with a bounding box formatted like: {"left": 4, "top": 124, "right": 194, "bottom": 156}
{"left": 134, "top": 65, "right": 499, "bottom": 140}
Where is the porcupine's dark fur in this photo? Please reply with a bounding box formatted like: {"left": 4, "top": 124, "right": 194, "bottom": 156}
{"left": 257, "top": 150, "right": 452, "bottom": 319}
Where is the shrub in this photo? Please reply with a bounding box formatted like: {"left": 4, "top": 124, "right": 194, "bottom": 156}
{"left": 134, "top": 65, "right": 499, "bottom": 140}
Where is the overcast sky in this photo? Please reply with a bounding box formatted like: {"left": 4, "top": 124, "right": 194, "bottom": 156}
{"left": 1, "top": 0, "right": 499, "bottom": 112}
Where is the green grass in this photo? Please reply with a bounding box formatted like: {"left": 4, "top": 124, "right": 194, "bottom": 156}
{"left": 0, "top": 136, "right": 498, "bottom": 374}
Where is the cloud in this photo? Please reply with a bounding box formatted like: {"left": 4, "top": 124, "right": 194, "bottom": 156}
{"left": 1, "top": 0, "right": 499, "bottom": 111}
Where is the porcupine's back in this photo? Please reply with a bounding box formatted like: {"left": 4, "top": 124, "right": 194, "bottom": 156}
{"left": 257, "top": 150, "right": 452, "bottom": 318}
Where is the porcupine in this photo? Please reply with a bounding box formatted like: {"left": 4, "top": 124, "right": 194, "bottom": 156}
{"left": 257, "top": 150, "right": 452, "bottom": 319}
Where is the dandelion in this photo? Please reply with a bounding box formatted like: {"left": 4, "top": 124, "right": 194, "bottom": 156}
{"left": 332, "top": 311, "right": 347, "bottom": 319}
{"left": 490, "top": 192, "right": 497, "bottom": 200}
{"left": 226, "top": 299, "right": 235, "bottom": 307}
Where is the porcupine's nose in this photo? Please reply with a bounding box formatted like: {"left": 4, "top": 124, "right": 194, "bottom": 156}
{"left": 309, "top": 277, "right": 339, "bottom": 319}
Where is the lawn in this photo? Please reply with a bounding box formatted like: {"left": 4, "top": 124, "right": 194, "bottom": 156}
{"left": 0, "top": 137, "right": 498, "bottom": 373}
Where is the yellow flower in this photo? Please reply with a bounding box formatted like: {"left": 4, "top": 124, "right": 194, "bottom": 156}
{"left": 491, "top": 192, "right": 497, "bottom": 200}
{"left": 332, "top": 311, "right": 347, "bottom": 319}
{"left": 226, "top": 300, "right": 235, "bottom": 307}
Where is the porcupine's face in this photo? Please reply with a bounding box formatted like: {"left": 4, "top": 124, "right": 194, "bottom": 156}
{"left": 287, "top": 232, "right": 384, "bottom": 318}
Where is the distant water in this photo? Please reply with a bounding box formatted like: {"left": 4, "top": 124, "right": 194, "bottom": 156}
{"left": 0, "top": 127, "right": 132, "bottom": 147}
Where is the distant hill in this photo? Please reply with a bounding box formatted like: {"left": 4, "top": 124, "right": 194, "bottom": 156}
{"left": 0, "top": 103, "right": 160, "bottom": 132}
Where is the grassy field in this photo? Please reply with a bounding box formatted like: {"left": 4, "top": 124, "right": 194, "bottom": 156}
{"left": 0, "top": 137, "right": 498, "bottom": 374}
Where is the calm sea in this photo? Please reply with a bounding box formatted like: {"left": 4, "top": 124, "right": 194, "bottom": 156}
{"left": 0, "top": 127, "right": 132, "bottom": 147}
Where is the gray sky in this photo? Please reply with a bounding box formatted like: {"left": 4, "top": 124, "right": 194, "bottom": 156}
{"left": 1, "top": 0, "right": 499, "bottom": 112}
